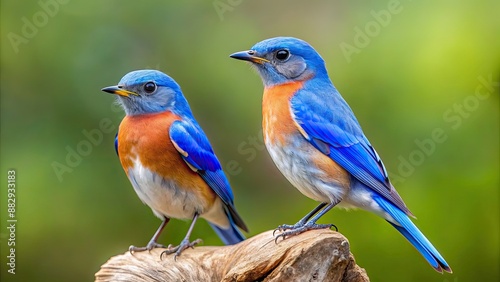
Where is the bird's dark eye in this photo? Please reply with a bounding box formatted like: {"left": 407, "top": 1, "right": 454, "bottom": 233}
{"left": 275, "top": 50, "right": 290, "bottom": 61}
{"left": 143, "top": 82, "right": 157, "bottom": 94}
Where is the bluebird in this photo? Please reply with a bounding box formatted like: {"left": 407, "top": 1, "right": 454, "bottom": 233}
{"left": 230, "top": 37, "right": 451, "bottom": 273}
{"left": 101, "top": 70, "right": 248, "bottom": 258}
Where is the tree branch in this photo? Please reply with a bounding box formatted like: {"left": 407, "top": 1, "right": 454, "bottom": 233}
{"left": 95, "top": 229, "right": 369, "bottom": 282}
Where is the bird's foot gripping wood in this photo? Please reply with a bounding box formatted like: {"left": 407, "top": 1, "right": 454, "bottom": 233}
{"left": 129, "top": 241, "right": 167, "bottom": 253}
{"left": 160, "top": 238, "right": 203, "bottom": 260}
{"left": 274, "top": 221, "right": 337, "bottom": 243}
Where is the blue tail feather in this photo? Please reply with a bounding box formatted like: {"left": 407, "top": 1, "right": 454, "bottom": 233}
{"left": 209, "top": 222, "right": 245, "bottom": 245}
{"left": 373, "top": 195, "right": 452, "bottom": 273}
{"left": 209, "top": 211, "right": 245, "bottom": 245}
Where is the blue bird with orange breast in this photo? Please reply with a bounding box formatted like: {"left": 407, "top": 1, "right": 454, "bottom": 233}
{"left": 101, "top": 70, "right": 248, "bottom": 258}
{"left": 230, "top": 37, "right": 451, "bottom": 273}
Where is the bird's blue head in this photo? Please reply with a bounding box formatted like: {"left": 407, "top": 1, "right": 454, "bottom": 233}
{"left": 230, "top": 37, "right": 329, "bottom": 86}
{"left": 102, "top": 70, "right": 190, "bottom": 116}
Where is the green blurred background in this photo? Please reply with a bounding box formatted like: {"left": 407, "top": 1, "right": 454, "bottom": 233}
{"left": 1, "top": 0, "right": 498, "bottom": 281}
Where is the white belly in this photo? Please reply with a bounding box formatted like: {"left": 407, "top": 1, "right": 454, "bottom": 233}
{"left": 126, "top": 157, "right": 229, "bottom": 227}
{"left": 127, "top": 157, "right": 206, "bottom": 220}
{"left": 265, "top": 135, "right": 348, "bottom": 204}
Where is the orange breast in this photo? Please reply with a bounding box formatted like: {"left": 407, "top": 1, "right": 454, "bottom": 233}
{"left": 117, "top": 112, "right": 216, "bottom": 201}
{"left": 262, "top": 81, "right": 304, "bottom": 145}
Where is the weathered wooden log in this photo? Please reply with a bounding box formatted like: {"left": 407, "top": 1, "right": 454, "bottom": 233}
{"left": 95, "top": 229, "right": 369, "bottom": 282}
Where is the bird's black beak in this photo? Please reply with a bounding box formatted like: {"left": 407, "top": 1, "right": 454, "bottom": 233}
{"left": 230, "top": 50, "right": 269, "bottom": 64}
{"left": 101, "top": 85, "right": 138, "bottom": 97}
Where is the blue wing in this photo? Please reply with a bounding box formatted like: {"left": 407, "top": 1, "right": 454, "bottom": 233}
{"left": 169, "top": 119, "right": 248, "bottom": 232}
{"left": 291, "top": 86, "right": 410, "bottom": 215}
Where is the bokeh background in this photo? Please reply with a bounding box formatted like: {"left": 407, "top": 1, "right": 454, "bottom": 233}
{"left": 1, "top": 0, "right": 499, "bottom": 281}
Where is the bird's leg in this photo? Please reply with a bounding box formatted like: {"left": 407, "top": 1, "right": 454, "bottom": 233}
{"left": 275, "top": 202, "right": 338, "bottom": 243}
{"left": 129, "top": 217, "right": 170, "bottom": 253}
{"left": 274, "top": 202, "right": 327, "bottom": 235}
{"left": 161, "top": 213, "right": 202, "bottom": 260}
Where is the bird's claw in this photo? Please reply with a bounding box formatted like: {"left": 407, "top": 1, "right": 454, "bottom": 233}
{"left": 160, "top": 238, "right": 202, "bottom": 260}
{"left": 129, "top": 241, "right": 167, "bottom": 254}
{"left": 273, "top": 224, "right": 298, "bottom": 236}
{"left": 274, "top": 223, "right": 336, "bottom": 243}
